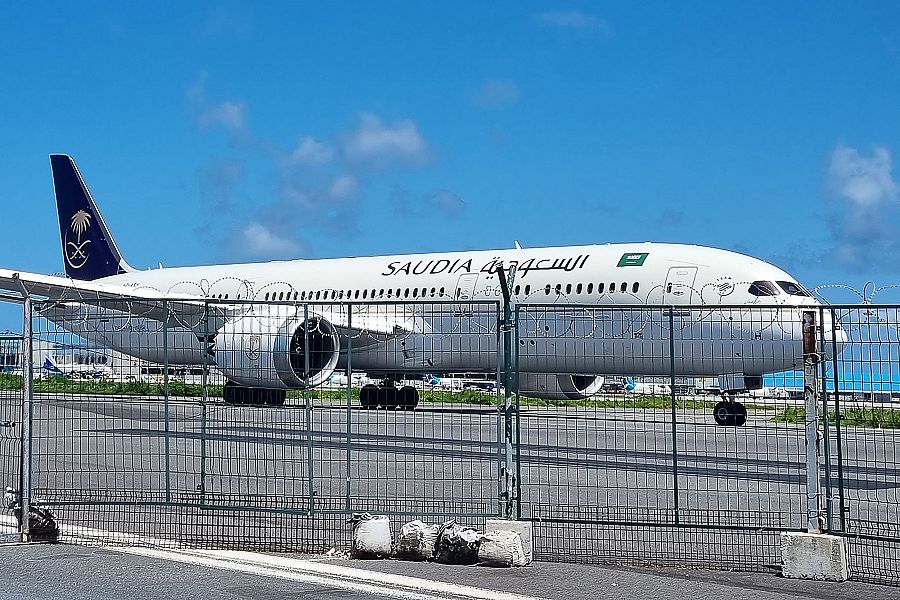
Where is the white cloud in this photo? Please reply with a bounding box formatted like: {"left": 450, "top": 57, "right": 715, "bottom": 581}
{"left": 329, "top": 174, "right": 358, "bottom": 200}
{"left": 829, "top": 144, "right": 898, "bottom": 207}
{"left": 239, "top": 222, "right": 299, "bottom": 256}
{"left": 343, "top": 113, "right": 429, "bottom": 166}
{"left": 198, "top": 100, "right": 247, "bottom": 132}
{"left": 468, "top": 79, "right": 521, "bottom": 107}
{"left": 291, "top": 136, "right": 334, "bottom": 165}
{"left": 535, "top": 10, "right": 610, "bottom": 33}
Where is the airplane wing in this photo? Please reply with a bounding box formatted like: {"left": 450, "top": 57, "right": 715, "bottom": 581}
{"left": 0, "top": 269, "right": 409, "bottom": 338}
{"left": 0, "top": 268, "right": 215, "bottom": 323}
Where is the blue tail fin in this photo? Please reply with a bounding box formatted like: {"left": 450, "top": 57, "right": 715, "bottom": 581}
{"left": 50, "top": 154, "right": 133, "bottom": 280}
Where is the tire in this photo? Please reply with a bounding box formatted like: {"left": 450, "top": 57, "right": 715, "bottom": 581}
{"left": 379, "top": 386, "right": 399, "bottom": 410}
{"left": 360, "top": 384, "right": 379, "bottom": 409}
{"left": 713, "top": 400, "right": 736, "bottom": 426}
{"left": 398, "top": 386, "right": 418, "bottom": 411}
{"left": 263, "top": 389, "right": 286, "bottom": 406}
{"left": 223, "top": 381, "right": 244, "bottom": 405}
{"left": 734, "top": 402, "right": 747, "bottom": 426}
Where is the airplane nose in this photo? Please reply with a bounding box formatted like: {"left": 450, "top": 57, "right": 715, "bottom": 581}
{"left": 821, "top": 318, "right": 848, "bottom": 360}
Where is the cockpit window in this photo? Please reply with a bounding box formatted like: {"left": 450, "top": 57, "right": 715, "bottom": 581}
{"left": 748, "top": 281, "right": 780, "bottom": 296}
{"left": 777, "top": 281, "right": 811, "bottom": 297}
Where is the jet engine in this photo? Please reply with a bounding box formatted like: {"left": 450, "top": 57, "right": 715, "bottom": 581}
{"left": 518, "top": 373, "right": 605, "bottom": 401}
{"left": 215, "top": 313, "right": 340, "bottom": 389}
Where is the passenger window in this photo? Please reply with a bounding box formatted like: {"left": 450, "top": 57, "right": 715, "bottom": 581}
{"left": 440, "top": 287, "right": 445, "bottom": 296}
{"left": 412, "top": 288, "right": 418, "bottom": 298}
{"left": 576, "top": 283, "right": 582, "bottom": 294}
{"left": 545, "top": 285, "right": 551, "bottom": 295}
{"left": 566, "top": 284, "right": 572, "bottom": 294}
{"left": 265, "top": 293, "right": 270, "bottom": 301}
{"left": 587, "top": 283, "right": 593, "bottom": 294}
{"left": 430, "top": 287, "right": 436, "bottom": 297}
{"left": 379, "top": 289, "right": 384, "bottom": 297}
{"left": 555, "top": 284, "right": 562, "bottom": 294}
{"left": 598, "top": 283, "right": 604, "bottom": 294}
{"left": 620, "top": 282, "right": 626, "bottom": 293}
{"left": 632, "top": 282, "right": 639, "bottom": 293}
{"left": 524, "top": 285, "right": 531, "bottom": 295}
{"left": 666, "top": 283, "right": 672, "bottom": 293}
{"left": 609, "top": 283, "right": 615, "bottom": 293}
{"left": 514, "top": 285, "right": 520, "bottom": 295}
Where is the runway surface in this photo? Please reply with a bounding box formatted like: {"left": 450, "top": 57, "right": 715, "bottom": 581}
{"left": 1, "top": 391, "right": 899, "bottom": 581}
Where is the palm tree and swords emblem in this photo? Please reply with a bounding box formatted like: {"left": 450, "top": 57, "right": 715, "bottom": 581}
{"left": 65, "top": 210, "right": 92, "bottom": 269}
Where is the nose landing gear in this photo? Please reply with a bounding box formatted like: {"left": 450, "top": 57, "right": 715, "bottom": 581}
{"left": 712, "top": 395, "right": 747, "bottom": 426}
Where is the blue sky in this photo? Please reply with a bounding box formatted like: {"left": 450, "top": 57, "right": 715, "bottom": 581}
{"left": 3, "top": 2, "right": 900, "bottom": 310}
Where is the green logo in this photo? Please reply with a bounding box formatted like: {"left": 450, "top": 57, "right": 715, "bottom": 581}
{"left": 617, "top": 252, "right": 649, "bottom": 267}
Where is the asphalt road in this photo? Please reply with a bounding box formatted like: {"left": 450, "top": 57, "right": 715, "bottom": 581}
{"left": 1, "top": 392, "right": 899, "bottom": 584}
{"left": 1, "top": 542, "right": 898, "bottom": 600}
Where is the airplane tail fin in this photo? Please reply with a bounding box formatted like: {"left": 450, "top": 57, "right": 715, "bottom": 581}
{"left": 50, "top": 154, "right": 134, "bottom": 281}
{"left": 41, "top": 355, "right": 65, "bottom": 376}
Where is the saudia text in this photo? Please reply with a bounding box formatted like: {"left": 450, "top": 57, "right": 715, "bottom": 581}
{"left": 381, "top": 255, "right": 589, "bottom": 278}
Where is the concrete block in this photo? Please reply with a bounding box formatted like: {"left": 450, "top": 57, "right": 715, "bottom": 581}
{"left": 485, "top": 519, "right": 533, "bottom": 564}
{"left": 781, "top": 532, "right": 849, "bottom": 581}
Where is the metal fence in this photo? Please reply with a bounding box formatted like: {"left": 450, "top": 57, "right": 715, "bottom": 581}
{"left": 1, "top": 296, "right": 899, "bottom": 584}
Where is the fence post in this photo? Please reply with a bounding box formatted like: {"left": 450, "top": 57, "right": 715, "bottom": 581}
{"left": 514, "top": 305, "right": 522, "bottom": 520}
{"left": 304, "top": 303, "right": 315, "bottom": 514}
{"left": 830, "top": 311, "right": 847, "bottom": 533}
{"left": 163, "top": 300, "right": 171, "bottom": 504}
{"left": 198, "top": 301, "right": 209, "bottom": 506}
{"left": 668, "top": 308, "right": 680, "bottom": 526}
{"left": 19, "top": 296, "right": 32, "bottom": 542}
{"left": 818, "top": 307, "right": 833, "bottom": 532}
{"left": 802, "top": 310, "right": 824, "bottom": 533}
{"left": 496, "top": 267, "right": 516, "bottom": 520}
{"left": 344, "top": 303, "right": 353, "bottom": 514}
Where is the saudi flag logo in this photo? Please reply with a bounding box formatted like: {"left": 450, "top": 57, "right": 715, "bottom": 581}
{"left": 617, "top": 252, "right": 649, "bottom": 267}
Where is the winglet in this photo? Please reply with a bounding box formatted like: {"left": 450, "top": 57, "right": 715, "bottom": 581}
{"left": 50, "top": 154, "right": 133, "bottom": 281}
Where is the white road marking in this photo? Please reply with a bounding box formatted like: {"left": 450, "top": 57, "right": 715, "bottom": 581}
{"left": 0, "top": 514, "right": 547, "bottom": 600}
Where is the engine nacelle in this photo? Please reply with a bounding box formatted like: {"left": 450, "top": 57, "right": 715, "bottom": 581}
{"left": 518, "top": 373, "right": 605, "bottom": 401}
{"left": 215, "top": 312, "right": 340, "bottom": 389}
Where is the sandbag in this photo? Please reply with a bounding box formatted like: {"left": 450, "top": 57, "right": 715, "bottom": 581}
{"left": 395, "top": 519, "right": 439, "bottom": 561}
{"left": 478, "top": 529, "right": 529, "bottom": 567}
{"left": 349, "top": 513, "right": 392, "bottom": 558}
{"left": 434, "top": 520, "right": 481, "bottom": 565}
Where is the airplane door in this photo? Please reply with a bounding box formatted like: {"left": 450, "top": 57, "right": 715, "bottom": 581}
{"left": 454, "top": 274, "right": 479, "bottom": 314}
{"left": 664, "top": 266, "right": 698, "bottom": 303}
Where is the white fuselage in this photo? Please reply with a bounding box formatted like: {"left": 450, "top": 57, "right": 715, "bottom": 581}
{"left": 41, "top": 242, "right": 837, "bottom": 382}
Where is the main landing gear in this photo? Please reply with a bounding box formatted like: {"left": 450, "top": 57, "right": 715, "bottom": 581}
{"left": 223, "top": 381, "right": 286, "bottom": 406}
{"left": 359, "top": 378, "right": 419, "bottom": 410}
{"left": 712, "top": 394, "right": 747, "bottom": 427}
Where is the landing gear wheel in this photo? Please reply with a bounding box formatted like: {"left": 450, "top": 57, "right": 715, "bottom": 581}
{"left": 734, "top": 402, "right": 747, "bottom": 427}
{"left": 713, "top": 401, "right": 736, "bottom": 426}
{"left": 398, "top": 386, "right": 419, "bottom": 411}
{"left": 360, "top": 384, "right": 379, "bottom": 409}
{"left": 263, "top": 389, "right": 286, "bottom": 406}
{"left": 379, "top": 386, "right": 399, "bottom": 410}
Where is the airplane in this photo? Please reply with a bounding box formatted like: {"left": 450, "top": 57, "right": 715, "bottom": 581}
{"left": 39, "top": 353, "right": 110, "bottom": 380}
{"left": 0, "top": 154, "right": 847, "bottom": 426}
{"left": 622, "top": 377, "right": 671, "bottom": 396}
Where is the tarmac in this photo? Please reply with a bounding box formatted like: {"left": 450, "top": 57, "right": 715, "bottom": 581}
{"left": 0, "top": 542, "right": 895, "bottom": 600}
